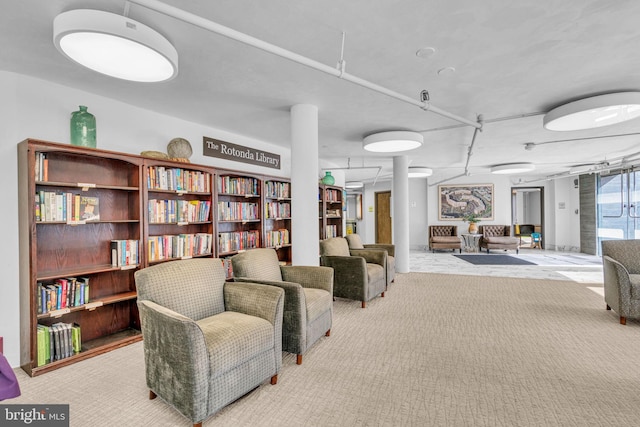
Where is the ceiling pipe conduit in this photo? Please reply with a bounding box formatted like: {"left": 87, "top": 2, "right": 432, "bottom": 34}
{"left": 129, "top": 0, "right": 482, "bottom": 130}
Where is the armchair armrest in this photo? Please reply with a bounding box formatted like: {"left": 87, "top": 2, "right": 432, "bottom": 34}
{"left": 349, "top": 248, "right": 387, "bottom": 267}
{"left": 137, "top": 300, "right": 209, "bottom": 421}
{"left": 603, "top": 256, "right": 633, "bottom": 299}
{"left": 363, "top": 244, "right": 395, "bottom": 257}
{"left": 224, "top": 281, "right": 285, "bottom": 326}
{"left": 281, "top": 265, "right": 334, "bottom": 293}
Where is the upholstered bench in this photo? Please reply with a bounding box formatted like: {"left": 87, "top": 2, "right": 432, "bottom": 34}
{"left": 429, "top": 225, "right": 462, "bottom": 253}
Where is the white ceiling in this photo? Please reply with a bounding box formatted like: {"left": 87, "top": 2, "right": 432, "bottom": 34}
{"left": 3, "top": 0, "right": 640, "bottom": 184}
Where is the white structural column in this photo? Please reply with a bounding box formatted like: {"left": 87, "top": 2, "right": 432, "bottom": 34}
{"left": 291, "top": 104, "right": 320, "bottom": 265}
{"left": 393, "top": 155, "right": 410, "bottom": 273}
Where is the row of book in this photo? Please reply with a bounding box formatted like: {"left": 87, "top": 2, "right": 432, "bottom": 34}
{"left": 147, "top": 166, "right": 211, "bottom": 193}
{"left": 324, "top": 189, "right": 342, "bottom": 202}
{"left": 35, "top": 152, "right": 49, "bottom": 182}
{"left": 36, "top": 323, "right": 81, "bottom": 366}
{"left": 265, "top": 201, "right": 291, "bottom": 219}
{"left": 218, "top": 230, "right": 260, "bottom": 253}
{"left": 35, "top": 192, "right": 100, "bottom": 222}
{"left": 325, "top": 225, "right": 340, "bottom": 238}
{"left": 217, "top": 201, "right": 260, "bottom": 221}
{"left": 37, "top": 278, "right": 90, "bottom": 315}
{"left": 217, "top": 176, "right": 260, "bottom": 196}
{"left": 111, "top": 239, "right": 140, "bottom": 267}
{"left": 265, "top": 181, "right": 290, "bottom": 199}
{"left": 265, "top": 229, "right": 290, "bottom": 248}
{"left": 148, "top": 233, "right": 213, "bottom": 262}
{"left": 148, "top": 199, "right": 212, "bottom": 223}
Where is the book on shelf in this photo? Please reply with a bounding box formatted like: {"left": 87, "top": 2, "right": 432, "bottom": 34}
{"left": 79, "top": 196, "right": 100, "bottom": 221}
{"left": 111, "top": 240, "right": 140, "bottom": 267}
{"left": 38, "top": 322, "right": 81, "bottom": 364}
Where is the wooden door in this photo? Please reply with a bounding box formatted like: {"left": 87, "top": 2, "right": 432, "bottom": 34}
{"left": 375, "top": 191, "right": 392, "bottom": 243}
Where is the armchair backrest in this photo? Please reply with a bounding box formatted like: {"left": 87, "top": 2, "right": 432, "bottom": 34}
{"left": 480, "top": 225, "right": 510, "bottom": 237}
{"left": 601, "top": 240, "right": 640, "bottom": 274}
{"left": 135, "top": 258, "right": 226, "bottom": 321}
{"left": 319, "top": 237, "right": 351, "bottom": 257}
{"left": 231, "top": 248, "right": 284, "bottom": 281}
{"left": 345, "top": 234, "right": 365, "bottom": 249}
{"left": 429, "top": 225, "right": 457, "bottom": 237}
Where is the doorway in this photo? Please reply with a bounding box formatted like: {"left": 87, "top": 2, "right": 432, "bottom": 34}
{"left": 511, "top": 187, "right": 544, "bottom": 248}
{"left": 375, "top": 191, "right": 392, "bottom": 244}
{"left": 597, "top": 168, "right": 640, "bottom": 253}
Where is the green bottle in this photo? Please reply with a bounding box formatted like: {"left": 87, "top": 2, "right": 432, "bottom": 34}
{"left": 70, "top": 105, "right": 96, "bottom": 148}
{"left": 321, "top": 171, "right": 335, "bottom": 185}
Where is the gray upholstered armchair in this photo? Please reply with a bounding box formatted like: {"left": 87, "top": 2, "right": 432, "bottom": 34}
{"left": 231, "top": 248, "right": 333, "bottom": 365}
{"left": 345, "top": 233, "right": 395, "bottom": 284}
{"left": 601, "top": 239, "right": 640, "bottom": 325}
{"left": 479, "top": 225, "right": 520, "bottom": 253}
{"left": 319, "top": 237, "right": 386, "bottom": 308}
{"left": 135, "top": 258, "right": 285, "bottom": 427}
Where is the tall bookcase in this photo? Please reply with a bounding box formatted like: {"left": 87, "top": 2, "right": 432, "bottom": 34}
{"left": 263, "top": 177, "right": 292, "bottom": 265}
{"left": 216, "top": 171, "right": 262, "bottom": 276}
{"left": 18, "top": 139, "right": 143, "bottom": 376}
{"left": 319, "top": 184, "right": 344, "bottom": 239}
{"left": 143, "top": 160, "right": 214, "bottom": 265}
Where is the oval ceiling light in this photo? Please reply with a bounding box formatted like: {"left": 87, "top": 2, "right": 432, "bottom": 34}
{"left": 363, "top": 131, "right": 423, "bottom": 153}
{"left": 543, "top": 92, "right": 640, "bottom": 131}
{"left": 345, "top": 181, "right": 364, "bottom": 189}
{"left": 408, "top": 167, "right": 433, "bottom": 178}
{"left": 491, "top": 163, "right": 535, "bottom": 175}
{"left": 53, "top": 9, "right": 179, "bottom": 82}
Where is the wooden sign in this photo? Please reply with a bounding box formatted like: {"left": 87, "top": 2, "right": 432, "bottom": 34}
{"left": 203, "top": 137, "right": 280, "bottom": 169}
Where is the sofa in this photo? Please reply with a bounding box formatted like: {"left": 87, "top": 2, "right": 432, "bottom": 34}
{"left": 429, "top": 225, "right": 462, "bottom": 252}
{"left": 479, "top": 225, "right": 520, "bottom": 253}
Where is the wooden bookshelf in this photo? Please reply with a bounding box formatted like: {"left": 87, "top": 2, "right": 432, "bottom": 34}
{"left": 143, "top": 159, "right": 214, "bottom": 264}
{"left": 319, "top": 184, "right": 344, "bottom": 239}
{"left": 216, "top": 172, "right": 263, "bottom": 276}
{"left": 263, "top": 177, "right": 292, "bottom": 265}
{"left": 18, "top": 139, "right": 295, "bottom": 374}
{"left": 18, "top": 139, "right": 143, "bottom": 376}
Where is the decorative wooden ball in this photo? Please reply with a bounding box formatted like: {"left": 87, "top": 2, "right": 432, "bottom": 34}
{"left": 167, "top": 138, "right": 193, "bottom": 160}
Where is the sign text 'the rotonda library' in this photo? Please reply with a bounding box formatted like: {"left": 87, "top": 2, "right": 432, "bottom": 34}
{"left": 203, "top": 137, "right": 280, "bottom": 170}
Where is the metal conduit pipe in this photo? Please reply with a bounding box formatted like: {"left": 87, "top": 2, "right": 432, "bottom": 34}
{"left": 130, "top": 0, "right": 482, "bottom": 130}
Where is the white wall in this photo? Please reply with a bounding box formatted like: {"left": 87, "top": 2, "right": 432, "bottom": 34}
{"left": 0, "top": 71, "right": 291, "bottom": 367}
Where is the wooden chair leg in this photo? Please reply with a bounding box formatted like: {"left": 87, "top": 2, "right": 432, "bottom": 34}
{"left": 193, "top": 423, "right": 202, "bottom": 427}
{"left": 361, "top": 301, "right": 366, "bottom": 308}
{"left": 325, "top": 329, "right": 331, "bottom": 337}
{"left": 149, "top": 390, "right": 157, "bottom": 400}
{"left": 270, "top": 374, "right": 278, "bottom": 385}
{"left": 381, "top": 291, "right": 385, "bottom": 298}
{"left": 296, "top": 354, "right": 303, "bottom": 365}
{"left": 606, "top": 304, "right": 611, "bottom": 310}
{"left": 620, "top": 316, "right": 627, "bottom": 325}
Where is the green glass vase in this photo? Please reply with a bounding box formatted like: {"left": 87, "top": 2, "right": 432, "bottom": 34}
{"left": 321, "top": 171, "right": 335, "bottom": 185}
{"left": 70, "top": 105, "right": 97, "bottom": 148}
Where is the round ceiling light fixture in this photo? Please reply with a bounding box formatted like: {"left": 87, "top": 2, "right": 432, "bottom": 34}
{"left": 345, "top": 181, "right": 364, "bottom": 189}
{"left": 490, "top": 163, "right": 536, "bottom": 175}
{"left": 363, "top": 131, "right": 423, "bottom": 153}
{"left": 543, "top": 92, "right": 640, "bottom": 131}
{"left": 53, "top": 9, "right": 179, "bottom": 82}
{"left": 408, "top": 167, "right": 433, "bottom": 178}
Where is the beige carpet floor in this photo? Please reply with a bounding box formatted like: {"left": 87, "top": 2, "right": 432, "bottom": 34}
{"left": 10, "top": 272, "right": 640, "bottom": 426}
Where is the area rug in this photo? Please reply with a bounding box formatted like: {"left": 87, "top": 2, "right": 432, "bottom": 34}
{"left": 454, "top": 254, "right": 536, "bottom": 265}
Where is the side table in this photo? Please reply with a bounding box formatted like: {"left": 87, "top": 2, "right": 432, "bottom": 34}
{"left": 461, "top": 233, "right": 482, "bottom": 253}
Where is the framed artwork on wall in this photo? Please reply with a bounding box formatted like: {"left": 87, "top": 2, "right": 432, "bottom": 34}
{"left": 438, "top": 184, "right": 494, "bottom": 221}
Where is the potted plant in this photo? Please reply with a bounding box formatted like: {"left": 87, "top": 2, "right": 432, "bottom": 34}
{"left": 462, "top": 213, "right": 481, "bottom": 234}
